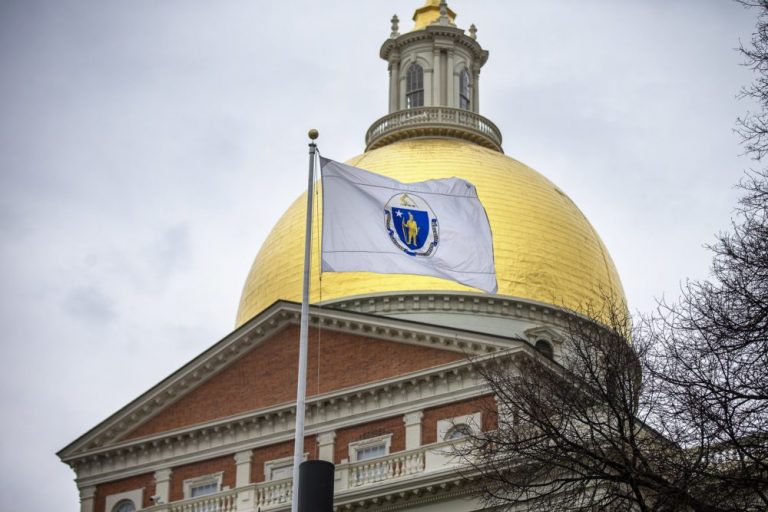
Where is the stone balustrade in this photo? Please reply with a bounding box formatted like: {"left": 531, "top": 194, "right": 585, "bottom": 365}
{"left": 144, "top": 441, "right": 465, "bottom": 512}
{"left": 365, "top": 107, "right": 503, "bottom": 152}
{"left": 348, "top": 448, "right": 425, "bottom": 487}
{"left": 167, "top": 487, "right": 237, "bottom": 512}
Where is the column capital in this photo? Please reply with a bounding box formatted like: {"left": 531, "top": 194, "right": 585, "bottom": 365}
{"left": 403, "top": 410, "right": 423, "bottom": 427}
{"left": 154, "top": 468, "right": 172, "bottom": 483}
{"left": 234, "top": 449, "right": 253, "bottom": 465}
{"left": 317, "top": 431, "right": 337, "bottom": 445}
{"left": 79, "top": 485, "right": 97, "bottom": 501}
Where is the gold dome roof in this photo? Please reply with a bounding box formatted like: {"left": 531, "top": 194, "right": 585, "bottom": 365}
{"left": 236, "top": 138, "right": 625, "bottom": 327}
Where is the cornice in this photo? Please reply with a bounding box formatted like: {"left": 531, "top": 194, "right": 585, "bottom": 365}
{"left": 380, "top": 26, "right": 487, "bottom": 65}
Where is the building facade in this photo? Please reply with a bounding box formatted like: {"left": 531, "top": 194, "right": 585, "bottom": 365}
{"left": 58, "top": 2, "right": 625, "bottom": 512}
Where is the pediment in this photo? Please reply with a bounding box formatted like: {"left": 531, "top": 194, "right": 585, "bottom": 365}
{"left": 523, "top": 326, "right": 564, "bottom": 344}
{"left": 58, "top": 300, "right": 511, "bottom": 461}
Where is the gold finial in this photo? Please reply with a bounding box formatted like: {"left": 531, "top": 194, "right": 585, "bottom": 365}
{"left": 412, "top": 0, "right": 456, "bottom": 30}
{"left": 308, "top": 129, "right": 319, "bottom": 140}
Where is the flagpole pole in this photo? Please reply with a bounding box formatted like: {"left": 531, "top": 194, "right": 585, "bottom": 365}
{"left": 290, "top": 128, "right": 318, "bottom": 512}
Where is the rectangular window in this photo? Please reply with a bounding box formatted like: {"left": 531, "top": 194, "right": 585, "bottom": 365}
{"left": 190, "top": 482, "right": 218, "bottom": 498}
{"left": 349, "top": 433, "right": 393, "bottom": 462}
{"left": 183, "top": 473, "right": 223, "bottom": 500}
{"left": 264, "top": 454, "right": 306, "bottom": 481}
{"left": 356, "top": 443, "right": 386, "bottom": 461}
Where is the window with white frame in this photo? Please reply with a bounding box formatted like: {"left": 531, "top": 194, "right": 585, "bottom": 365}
{"left": 405, "top": 63, "right": 424, "bottom": 108}
{"left": 183, "top": 472, "right": 223, "bottom": 499}
{"left": 437, "top": 412, "right": 482, "bottom": 442}
{"left": 112, "top": 500, "right": 136, "bottom": 512}
{"left": 349, "top": 433, "right": 392, "bottom": 462}
{"left": 264, "top": 454, "right": 306, "bottom": 481}
{"left": 105, "top": 489, "right": 142, "bottom": 512}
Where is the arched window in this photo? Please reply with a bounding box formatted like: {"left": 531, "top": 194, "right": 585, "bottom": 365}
{"left": 406, "top": 63, "right": 424, "bottom": 108}
{"left": 113, "top": 500, "right": 135, "bottom": 512}
{"left": 445, "top": 423, "right": 474, "bottom": 440}
{"left": 535, "top": 339, "right": 554, "bottom": 360}
{"left": 459, "top": 69, "right": 471, "bottom": 110}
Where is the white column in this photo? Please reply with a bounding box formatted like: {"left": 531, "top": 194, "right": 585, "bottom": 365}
{"left": 403, "top": 411, "right": 423, "bottom": 450}
{"left": 317, "top": 431, "right": 336, "bottom": 463}
{"left": 79, "top": 486, "right": 96, "bottom": 512}
{"left": 431, "top": 48, "right": 441, "bottom": 106}
{"left": 446, "top": 50, "right": 456, "bottom": 107}
{"left": 472, "top": 68, "right": 480, "bottom": 113}
{"left": 154, "top": 468, "right": 172, "bottom": 504}
{"left": 388, "top": 56, "right": 400, "bottom": 113}
{"left": 234, "top": 450, "right": 253, "bottom": 487}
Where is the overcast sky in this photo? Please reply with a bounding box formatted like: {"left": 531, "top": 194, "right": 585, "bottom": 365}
{"left": 0, "top": 1, "right": 759, "bottom": 510}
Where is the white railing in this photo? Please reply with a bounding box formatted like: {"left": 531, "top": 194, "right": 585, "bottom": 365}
{"left": 254, "top": 477, "right": 293, "bottom": 508}
{"left": 168, "top": 487, "right": 237, "bottom": 512}
{"left": 150, "top": 440, "right": 465, "bottom": 511}
{"left": 365, "top": 106, "right": 503, "bottom": 150}
{"left": 348, "top": 447, "right": 426, "bottom": 487}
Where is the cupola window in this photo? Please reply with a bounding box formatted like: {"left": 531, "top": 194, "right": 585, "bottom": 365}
{"left": 459, "top": 69, "right": 471, "bottom": 110}
{"left": 406, "top": 63, "right": 424, "bottom": 108}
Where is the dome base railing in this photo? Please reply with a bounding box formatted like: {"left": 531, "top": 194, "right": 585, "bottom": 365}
{"left": 365, "top": 106, "right": 503, "bottom": 152}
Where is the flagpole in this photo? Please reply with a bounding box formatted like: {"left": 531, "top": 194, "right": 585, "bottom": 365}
{"left": 290, "top": 128, "right": 318, "bottom": 512}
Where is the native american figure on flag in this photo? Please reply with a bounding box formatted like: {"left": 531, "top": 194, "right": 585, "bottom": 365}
{"left": 402, "top": 212, "right": 420, "bottom": 246}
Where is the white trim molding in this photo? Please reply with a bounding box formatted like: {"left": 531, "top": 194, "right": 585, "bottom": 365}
{"left": 437, "top": 412, "right": 481, "bottom": 442}
{"left": 104, "top": 488, "right": 142, "bottom": 512}
{"left": 349, "top": 433, "right": 393, "bottom": 462}
{"left": 182, "top": 471, "right": 223, "bottom": 499}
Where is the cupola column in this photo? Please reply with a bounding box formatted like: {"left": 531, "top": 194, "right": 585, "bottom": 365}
{"left": 432, "top": 47, "right": 441, "bottom": 105}
{"left": 388, "top": 54, "right": 400, "bottom": 112}
{"left": 446, "top": 49, "right": 456, "bottom": 107}
{"left": 472, "top": 66, "right": 481, "bottom": 112}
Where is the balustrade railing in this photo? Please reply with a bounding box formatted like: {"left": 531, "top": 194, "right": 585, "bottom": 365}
{"left": 168, "top": 487, "right": 237, "bottom": 512}
{"left": 348, "top": 447, "right": 426, "bottom": 487}
{"left": 151, "top": 441, "right": 461, "bottom": 511}
{"left": 254, "top": 477, "right": 293, "bottom": 508}
{"left": 365, "top": 106, "right": 503, "bottom": 151}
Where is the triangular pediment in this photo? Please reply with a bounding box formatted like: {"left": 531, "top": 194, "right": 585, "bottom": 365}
{"left": 58, "top": 300, "right": 512, "bottom": 460}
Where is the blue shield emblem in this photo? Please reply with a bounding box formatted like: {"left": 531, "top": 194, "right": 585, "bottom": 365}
{"left": 392, "top": 207, "right": 429, "bottom": 250}
{"left": 384, "top": 193, "right": 439, "bottom": 257}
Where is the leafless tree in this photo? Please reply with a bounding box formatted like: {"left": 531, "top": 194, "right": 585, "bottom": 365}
{"left": 460, "top": 302, "right": 753, "bottom": 512}
{"left": 644, "top": 166, "right": 768, "bottom": 510}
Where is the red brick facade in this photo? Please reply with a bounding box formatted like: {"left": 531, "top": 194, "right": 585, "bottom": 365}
{"left": 334, "top": 416, "right": 406, "bottom": 464}
{"left": 125, "top": 326, "right": 463, "bottom": 439}
{"left": 421, "top": 395, "right": 497, "bottom": 444}
{"left": 250, "top": 436, "right": 318, "bottom": 483}
{"left": 95, "top": 473, "right": 154, "bottom": 512}
{"left": 169, "top": 454, "right": 236, "bottom": 502}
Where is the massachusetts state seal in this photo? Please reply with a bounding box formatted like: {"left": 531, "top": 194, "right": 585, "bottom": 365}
{"left": 384, "top": 193, "right": 439, "bottom": 256}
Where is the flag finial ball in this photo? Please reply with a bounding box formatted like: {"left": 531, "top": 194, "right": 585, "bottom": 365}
{"left": 308, "top": 129, "right": 319, "bottom": 140}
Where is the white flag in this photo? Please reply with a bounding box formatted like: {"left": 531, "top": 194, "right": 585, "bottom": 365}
{"left": 320, "top": 157, "right": 497, "bottom": 294}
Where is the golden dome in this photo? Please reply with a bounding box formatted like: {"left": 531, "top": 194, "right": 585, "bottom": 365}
{"left": 235, "top": 138, "right": 625, "bottom": 327}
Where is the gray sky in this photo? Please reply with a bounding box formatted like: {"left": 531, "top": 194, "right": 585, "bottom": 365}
{"left": 0, "top": 1, "right": 758, "bottom": 509}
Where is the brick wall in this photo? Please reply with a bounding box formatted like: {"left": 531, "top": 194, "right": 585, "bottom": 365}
{"left": 250, "top": 436, "right": 318, "bottom": 483}
{"left": 125, "top": 326, "right": 463, "bottom": 439}
{"left": 95, "top": 473, "right": 154, "bottom": 512}
{"left": 334, "top": 416, "right": 405, "bottom": 464}
{"left": 421, "top": 395, "right": 496, "bottom": 444}
{"left": 169, "top": 454, "right": 236, "bottom": 502}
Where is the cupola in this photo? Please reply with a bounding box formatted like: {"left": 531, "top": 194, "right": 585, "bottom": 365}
{"left": 366, "top": 0, "right": 501, "bottom": 152}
